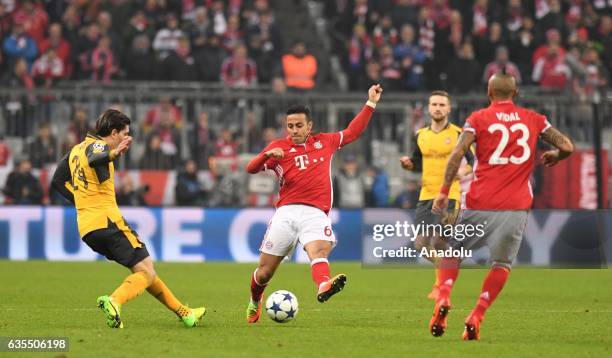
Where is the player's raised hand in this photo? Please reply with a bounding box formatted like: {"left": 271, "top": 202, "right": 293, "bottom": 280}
{"left": 264, "top": 148, "right": 284, "bottom": 159}
{"left": 368, "top": 84, "right": 383, "bottom": 104}
{"left": 115, "top": 136, "right": 132, "bottom": 156}
{"left": 431, "top": 193, "right": 449, "bottom": 215}
{"left": 540, "top": 150, "right": 560, "bottom": 167}
{"left": 399, "top": 156, "right": 414, "bottom": 170}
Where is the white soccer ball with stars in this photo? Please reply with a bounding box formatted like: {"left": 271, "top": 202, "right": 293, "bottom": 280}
{"left": 265, "top": 290, "right": 299, "bottom": 323}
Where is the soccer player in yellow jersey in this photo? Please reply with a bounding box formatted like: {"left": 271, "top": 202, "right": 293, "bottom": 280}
{"left": 51, "top": 109, "right": 205, "bottom": 328}
{"left": 400, "top": 91, "right": 473, "bottom": 300}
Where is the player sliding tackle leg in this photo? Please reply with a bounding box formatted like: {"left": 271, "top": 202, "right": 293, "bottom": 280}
{"left": 51, "top": 109, "right": 205, "bottom": 328}
{"left": 429, "top": 70, "right": 574, "bottom": 340}
{"left": 245, "top": 85, "right": 383, "bottom": 323}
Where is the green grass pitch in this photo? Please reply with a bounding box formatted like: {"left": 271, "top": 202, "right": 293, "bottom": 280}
{"left": 1, "top": 261, "right": 611, "bottom": 357}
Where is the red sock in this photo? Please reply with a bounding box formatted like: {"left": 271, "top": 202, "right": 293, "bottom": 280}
{"left": 311, "top": 258, "right": 331, "bottom": 288}
{"left": 250, "top": 269, "right": 267, "bottom": 302}
{"left": 436, "top": 258, "right": 460, "bottom": 300}
{"left": 472, "top": 266, "right": 510, "bottom": 319}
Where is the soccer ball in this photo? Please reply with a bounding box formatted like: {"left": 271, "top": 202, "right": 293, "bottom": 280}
{"left": 265, "top": 290, "right": 299, "bottom": 323}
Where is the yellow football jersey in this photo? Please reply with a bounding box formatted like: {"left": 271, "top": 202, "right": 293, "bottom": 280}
{"left": 411, "top": 123, "right": 473, "bottom": 201}
{"left": 54, "top": 134, "right": 140, "bottom": 247}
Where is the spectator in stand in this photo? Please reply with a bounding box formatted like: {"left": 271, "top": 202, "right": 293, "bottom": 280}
{"left": 190, "top": 111, "right": 214, "bottom": 170}
{"left": 250, "top": 126, "right": 277, "bottom": 154}
{"left": 12, "top": 0, "right": 48, "bottom": 47}
{"left": 572, "top": 48, "right": 609, "bottom": 96}
{"left": 447, "top": 41, "right": 481, "bottom": 93}
{"left": 210, "top": 0, "right": 228, "bottom": 35}
{"left": 38, "top": 23, "right": 71, "bottom": 76}
{"left": 186, "top": 7, "right": 211, "bottom": 53}
{"left": 159, "top": 36, "right": 197, "bottom": 81}
{"left": 140, "top": 133, "right": 174, "bottom": 170}
{"left": 379, "top": 44, "right": 403, "bottom": 90}
{"left": 247, "top": 32, "right": 276, "bottom": 84}
{"left": 87, "top": 36, "right": 117, "bottom": 83}
{"left": 533, "top": 28, "right": 566, "bottom": 65}
{"left": 97, "top": 10, "right": 122, "bottom": 59}
{"left": 195, "top": 33, "right": 225, "bottom": 82}
{"left": 75, "top": 22, "right": 101, "bottom": 79}
{"left": 153, "top": 13, "right": 184, "bottom": 59}
{"left": 510, "top": 16, "right": 536, "bottom": 83}
{"left": 347, "top": 23, "right": 374, "bottom": 90}
{"left": 0, "top": 57, "right": 34, "bottom": 89}
{"left": 333, "top": 155, "right": 366, "bottom": 208}
{"left": 3, "top": 22, "right": 37, "bottom": 69}
{"left": 220, "top": 43, "right": 257, "bottom": 88}
{"left": 31, "top": 47, "right": 65, "bottom": 87}
{"left": 116, "top": 175, "right": 148, "bottom": 207}
{"left": 535, "top": 0, "right": 564, "bottom": 39}
{"left": 60, "top": 5, "right": 81, "bottom": 49}
{"left": 391, "top": 0, "right": 420, "bottom": 29}
{"left": 0, "top": 134, "right": 11, "bottom": 168}
{"left": 483, "top": 45, "right": 522, "bottom": 83}
{"left": 3, "top": 159, "right": 42, "bottom": 205}
{"left": 394, "top": 24, "right": 426, "bottom": 90}
{"left": 448, "top": 10, "right": 463, "bottom": 53}
{"left": 67, "top": 106, "right": 91, "bottom": 142}
{"left": 373, "top": 14, "right": 398, "bottom": 48}
{"left": 0, "top": 3, "right": 12, "bottom": 46}
{"left": 214, "top": 128, "right": 239, "bottom": 172}
{"left": 155, "top": 113, "right": 182, "bottom": 165}
{"left": 355, "top": 59, "right": 383, "bottom": 89}
{"left": 222, "top": 15, "right": 243, "bottom": 52}
{"left": 123, "top": 10, "right": 156, "bottom": 54}
{"left": 505, "top": 0, "right": 525, "bottom": 38}
{"left": 532, "top": 43, "right": 571, "bottom": 91}
{"left": 394, "top": 179, "right": 420, "bottom": 209}
{"left": 125, "top": 34, "right": 157, "bottom": 80}
{"left": 143, "top": 0, "right": 168, "bottom": 31}
{"left": 476, "top": 22, "right": 505, "bottom": 67}
{"left": 175, "top": 159, "right": 206, "bottom": 206}
{"left": 27, "top": 122, "right": 57, "bottom": 168}
{"left": 282, "top": 41, "right": 317, "bottom": 91}
{"left": 471, "top": 0, "right": 491, "bottom": 41}
{"left": 246, "top": 11, "right": 280, "bottom": 56}
{"left": 594, "top": 15, "right": 612, "bottom": 72}
{"left": 144, "top": 97, "right": 182, "bottom": 133}
{"left": 60, "top": 131, "right": 77, "bottom": 156}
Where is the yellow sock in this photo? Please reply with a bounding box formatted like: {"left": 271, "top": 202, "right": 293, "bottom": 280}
{"left": 146, "top": 277, "right": 189, "bottom": 317}
{"left": 110, "top": 271, "right": 152, "bottom": 305}
{"left": 434, "top": 268, "right": 441, "bottom": 287}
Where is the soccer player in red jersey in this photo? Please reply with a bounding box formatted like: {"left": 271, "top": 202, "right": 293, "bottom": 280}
{"left": 430, "top": 71, "right": 574, "bottom": 339}
{"left": 244, "top": 84, "right": 383, "bottom": 323}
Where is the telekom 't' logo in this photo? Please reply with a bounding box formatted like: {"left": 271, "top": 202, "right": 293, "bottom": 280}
{"left": 294, "top": 154, "right": 309, "bottom": 170}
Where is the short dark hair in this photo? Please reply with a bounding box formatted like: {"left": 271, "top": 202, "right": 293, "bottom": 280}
{"left": 429, "top": 90, "right": 451, "bottom": 101}
{"left": 95, "top": 109, "right": 131, "bottom": 137}
{"left": 286, "top": 104, "right": 311, "bottom": 121}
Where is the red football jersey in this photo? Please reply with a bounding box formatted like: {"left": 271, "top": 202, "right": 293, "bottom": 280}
{"left": 463, "top": 100, "right": 551, "bottom": 210}
{"left": 257, "top": 105, "right": 374, "bottom": 213}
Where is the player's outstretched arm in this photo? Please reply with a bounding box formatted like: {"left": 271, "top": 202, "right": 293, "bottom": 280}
{"left": 246, "top": 148, "right": 284, "bottom": 174}
{"left": 432, "top": 131, "right": 475, "bottom": 214}
{"left": 341, "top": 84, "right": 383, "bottom": 146}
{"left": 539, "top": 127, "right": 574, "bottom": 167}
{"left": 51, "top": 153, "right": 75, "bottom": 204}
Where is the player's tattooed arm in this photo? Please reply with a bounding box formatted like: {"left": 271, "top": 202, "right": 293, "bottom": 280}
{"left": 442, "top": 131, "right": 476, "bottom": 187}
{"left": 540, "top": 127, "right": 574, "bottom": 159}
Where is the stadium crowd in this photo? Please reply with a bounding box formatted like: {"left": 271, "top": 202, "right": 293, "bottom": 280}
{"left": 1, "top": 0, "right": 611, "bottom": 207}
{"left": 323, "top": 0, "right": 611, "bottom": 94}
